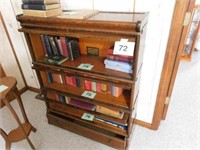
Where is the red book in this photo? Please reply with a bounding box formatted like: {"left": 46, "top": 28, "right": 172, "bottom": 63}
{"left": 72, "top": 77, "right": 77, "bottom": 87}
{"left": 84, "top": 80, "right": 91, "bottom": 90}
{"left": 107, "top": 54, "right": 133, "bottom": 63}
{"left": 96, "top": 82, "right": 101, "bottom": 93}
{"left": 65, "top": 76, "right": 73, "bottom": 86}
{"left": 60, "top": 36, "right": 68, "bottom": 57}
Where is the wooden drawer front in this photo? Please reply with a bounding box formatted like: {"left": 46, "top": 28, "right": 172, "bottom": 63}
{"left": 47, "top": 113, "right": 126, "bottom": 150}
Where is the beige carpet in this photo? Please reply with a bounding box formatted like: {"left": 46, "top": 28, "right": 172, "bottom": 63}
{"left": 0, "top": 51, "right": 199, "bottom": 150}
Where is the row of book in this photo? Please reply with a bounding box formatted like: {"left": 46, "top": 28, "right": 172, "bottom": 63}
{"left": 46, "top": 72, "right": 124, "bottom": 97}
{"left": 41, "top": 35, "right": 80, "bottom": 62}
{"left": 47, "top": 92, "right": 126, "bottom": 129}
{"left": 104, "top": 48, "right": 133, "bottom": 74}
{"left": 22, "top": 0, "right": 62, "bottom": 17}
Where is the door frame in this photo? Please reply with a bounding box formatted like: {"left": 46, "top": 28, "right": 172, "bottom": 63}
{"left": 150, "top": 0, "right": 194, "bottom": 130}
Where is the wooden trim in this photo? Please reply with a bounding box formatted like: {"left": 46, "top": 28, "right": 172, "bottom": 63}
{"left": 180, "top": 0, "right": 196, "bottom": 61}
{"left": 151, "top": 0, "right": 190, "bottom": 130}
{"left": 135, "top": 119, "right": 152, "bottom": 129}
{"left": 27, "top": 86, "right": 40, "bottom": 93}
{"left": 0, "top": 64, "right": 6, "bottom": 78}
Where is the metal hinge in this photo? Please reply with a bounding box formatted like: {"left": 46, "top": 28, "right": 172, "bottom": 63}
{"left": 183, "top": 12, "right": 191, "bottom": 26}
{"left": 165, "top": 97, "right": 171, "bottom": 105}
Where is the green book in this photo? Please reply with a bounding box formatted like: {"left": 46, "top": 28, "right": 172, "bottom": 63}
{"left": 44, "top": 55, "right": 68, "bottom": 65}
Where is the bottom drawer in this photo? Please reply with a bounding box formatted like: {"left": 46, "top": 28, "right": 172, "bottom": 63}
{"left": 47, "top": 112, "right": 127, "bottom": 149}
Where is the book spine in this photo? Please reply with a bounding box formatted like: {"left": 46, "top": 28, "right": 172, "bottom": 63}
{"left": 105, "top": 64, "right": 133, "bottom": 74}
{"left": 60, "top": 37, "right": 69, "bottom": 57}
{"left": 96, "top": 83, "right": 101, "bottom": 93}
{"left": 107, "top": 54, "right": 133, "bottom": 63}
{"left": 91, "top": 82, "right": 97, "bottom": 92}
{"left": 46, "top": 72, "right": 53, "bottom": 83}
{"left": 104, "top": 59, "right": 132, "bottom": 70}
{"left": 53, "top": 36, "right": 61, "bottom": 55}
{"left": 67, "top": 41, "right": 73, "bottom": 61}
{"left": 43, "top": 35, "right": 53, "bottom": 56}
{"left": 84, "top": 80, "right": 91, "bottom": 90}
{"left": 101, "top": 83, "right": 107, "bottom": 93}
{"left": 40, "top": 35, "right": 48, "bottom": 56}
{"left": 65, "top": 76, "right": 74, "bottom": 86}
{"left": 48, "top": 36, "right": 59, "bottom": 55}
{"left": 22, "top": 3, "right": 45, "bottom": 10}
{"left": 71, "top": 40, "right": 80, "bottom": 60}
{"left": 22, "top": 0, "right": 60, "bottom": 4}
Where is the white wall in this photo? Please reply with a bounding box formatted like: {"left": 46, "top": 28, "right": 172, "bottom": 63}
{"left": 1, "top": 0, "right": 39, "bottom": 89}
{"left": 1, "top": 0, "right": 176, "bottom": 124}
{"left": 0, "top": 18, "right": 25, "bottom": 90}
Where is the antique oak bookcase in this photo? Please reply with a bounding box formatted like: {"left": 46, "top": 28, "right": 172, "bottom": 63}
{"left": 17, "top": 11, "right": 148, "bottom": 149}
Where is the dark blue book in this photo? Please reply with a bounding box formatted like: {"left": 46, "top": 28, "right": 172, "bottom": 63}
{"left": 53, "top": 36, "right": 61, "bottom": 55}
{"left": 43, "top": 35, "right": 54, "bottom": 56}
{"left": 22, "top": 0, "right": 60, "bottom": 4}
{"left": 21, "top": 3, "right": 60, "bottom": 10}
{"left": 46, "top": 72, "right": 53, "bottom": 83}
{"left": 95, "top": 116, "right": 128, "bottom": 130}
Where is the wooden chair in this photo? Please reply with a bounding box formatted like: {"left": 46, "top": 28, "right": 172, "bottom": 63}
{"left": 0, "top": 77, "right": 36, "bottom": 150}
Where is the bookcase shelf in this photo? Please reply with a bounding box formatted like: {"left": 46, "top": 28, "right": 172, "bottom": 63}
{"left": 17, "top": 11, "right": 148, "bottom": 150}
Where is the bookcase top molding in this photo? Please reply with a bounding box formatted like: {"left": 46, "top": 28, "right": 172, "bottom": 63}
{"left": 16, "top": 11, "right": 149, "bottom": 35}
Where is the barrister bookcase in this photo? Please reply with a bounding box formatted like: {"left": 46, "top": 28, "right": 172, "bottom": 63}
{"left": 17, "top": 11, "right": 148, "bottom": 149}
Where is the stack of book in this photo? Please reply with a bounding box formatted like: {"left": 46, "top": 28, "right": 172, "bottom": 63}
{"left": 22, "top": 0, "right": 62, "bottom": 17}
{"left": 104, "top": 48, "right": 133, "bottom": 73}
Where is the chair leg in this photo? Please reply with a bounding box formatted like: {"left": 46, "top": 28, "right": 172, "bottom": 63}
{"left": 0, "top": 128, "right": 11, "bottom": 150}
{"left": 2, "top": 97, "right": 36, "bottom": 150}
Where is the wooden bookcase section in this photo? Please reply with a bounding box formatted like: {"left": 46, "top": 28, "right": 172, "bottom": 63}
{"left": 17, "top": 11, "right": 148, "bottom": 149}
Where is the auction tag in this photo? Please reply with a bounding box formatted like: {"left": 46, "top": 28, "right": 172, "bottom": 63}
{"left": 0, "top": 85, "right": 8, "bottom": 93}
{"left": 81, "top": 113, "right": 94, "bottom": 121}
{"left": 82, "top": 91, "right": 96, "bottom": 99}
{"left": 78, "top": 63, "right": 94, "bottom": 70}
{"left": 113, "top": 39, "right": 135, "bottom": 56}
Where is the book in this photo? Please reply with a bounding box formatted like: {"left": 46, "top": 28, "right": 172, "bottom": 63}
{"left": 104, "top": 59, "right": 133, "bottom": 73}
{"left": 57, "top": 9, "right": 99, "bottom": 19}
{"left": 46, "top": 72, "right": 53, "bottom": 83}
{"left": 40, "top": 35, "right": 48, "bottom": 56}
{"left": 23, "top": 8, "right": 62, "bottom": 17}
{"left": 60, "top": 37, "right": 68, "bottom": 57}
{"left": 22, "top": 0, "right": 60, "bottom": 4}
{"left": 105, "top": 64, "right": 133, "bottom": 74}
{"left": 96, "top": 105, "right": 124, "bottom": 119}
{"left": 48, "top": 36, "right": 59, "bottom": 55}
{"left": 104, "top": 59, "right": 132, "bottom": 70}
{"left": 107, "top": 54, "right": 133, "bottom": 63}
{"left": 44, "top": 55, "right": 68, "bottom": 65}
{"left": 84, "top": 80, "right": 91, "bottom": 90}
{"left": 69, "top": 99, "right": 96, "bottom": 111}
{"left": 95, "top": 116, "right": 127, "bottom": 130}
{"left": 42, "top": 35, "right": 54, "bottom": 56}
{"left": 66, "top": 39, "right": 80, "bottom": 61}
{"left": 22, "top": 3, "right": 61, "bottom": 10}
{"left": 111, "top": 86, "right": 123, "bottom": 97}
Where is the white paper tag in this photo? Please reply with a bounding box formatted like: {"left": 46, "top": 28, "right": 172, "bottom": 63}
{"left": 82, "top": 91, "right": 96, "bottom": 99}
{"left": 113, "top": 40, "right": 135, "bottom": 56}
{"left": 0, "top": 85, "right": 8, "bottom": 93}
{"left": 78, "top": 63, "right": 94, "bottom": 70}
